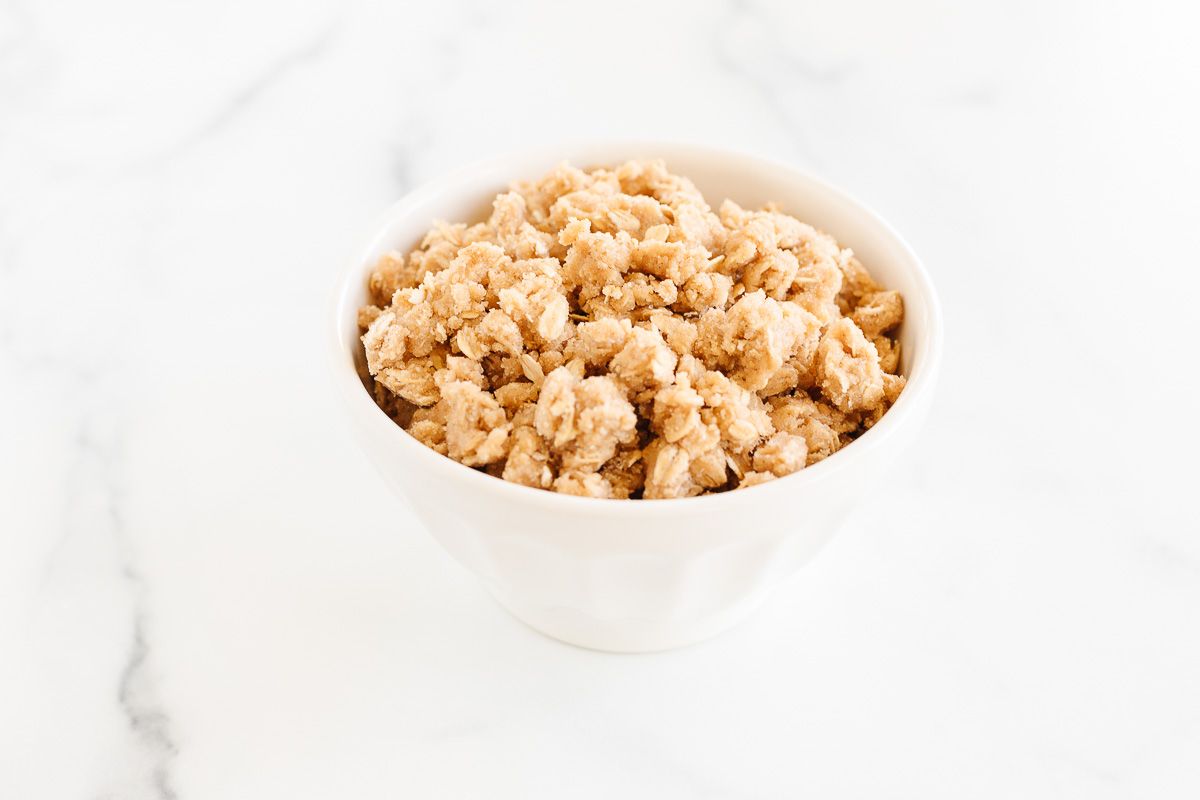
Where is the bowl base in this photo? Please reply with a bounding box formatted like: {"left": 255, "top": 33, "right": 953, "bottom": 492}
{"left": 485, "top": 585, "right": 769, "bottom": 654}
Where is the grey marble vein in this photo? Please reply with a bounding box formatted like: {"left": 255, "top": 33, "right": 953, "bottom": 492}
{"left": 53, "top": 417, "right": 179, "bottom": 800}
{"left": 109, "top": 454, "right": 180, "bottom": 800}
{"left": 116, "top": 598, "right": 180, "bottom": 800}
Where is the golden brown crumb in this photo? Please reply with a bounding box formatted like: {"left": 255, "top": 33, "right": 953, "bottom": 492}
{"left": 440, "top": 381, "right": 510, "bottom": 467}
{"left": 565, "top": 317, "right": 634, "bottom": 368}
{"left": 501, "top": 423, "right": 553, "bottom": 489}
{"left": 693, "top": 368, "right": 774, "bottom": 454}
{"left": 599, "top": 444, "right": 645, "bottom": 499}
{"left": 360, "top": 160, "right": 905, "bottom": 497}
{"left": 768, "top": 393, "right": 858, "bottom": 465}
{"left": 836, "top": 254, "right": 883, "bottom": 313}
{"left": 610, "top": 327, "right": 677, "bottom": 404}
{"left": 494, "top": 380, "right": 539, "bottom": 413}
{"left": 553, "top": 470, "right": 614, "bottom": 498}
{"left": 357, "top": 304, "right": 384, "bottom": 332}
{"left": 366, "top": 251, "right": 414, "bottom": 307}
{"left": 735, "top": 470, "right": 778, "bottom": 489}
{"left": 851, "top": 290, "right": 904, "bottom": 339}
{"left": 643, "top": 439, "right": 699, "bottom": 499}
{"left": 874, "top": 335, "right": 901, "bottom": 375}
{"left": 534, "top": 367, "right": 637, "bottom": 476}
{"left": 817, "top": 318, "right": 886, "bottom": 413}
{"left": 694, "top": 290, "right": 821, "bottom": 392}
{"left": 752, "top": 432, "right": 809, "bottom": 477}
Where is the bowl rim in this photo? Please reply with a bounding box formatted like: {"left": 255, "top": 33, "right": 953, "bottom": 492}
{"left": 331, "top": 139, "right": 943, "bottom": 518}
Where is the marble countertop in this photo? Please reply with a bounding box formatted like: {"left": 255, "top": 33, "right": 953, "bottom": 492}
{"left": 3, "top": 1, "right": 1199, "bottom": 797}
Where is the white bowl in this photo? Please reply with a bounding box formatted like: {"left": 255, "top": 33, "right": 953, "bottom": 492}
{"left": 331, "top": 142, "right": 943, "bottom": 653}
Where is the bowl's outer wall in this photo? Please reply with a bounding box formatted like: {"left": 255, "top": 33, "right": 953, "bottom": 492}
{"left": 334, "top": 143, "right": 941, "bottom": 651}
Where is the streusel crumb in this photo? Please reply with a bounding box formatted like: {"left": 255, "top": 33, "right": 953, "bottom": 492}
{"left": 359, "top": 160, "right": 906, "bottom": 498}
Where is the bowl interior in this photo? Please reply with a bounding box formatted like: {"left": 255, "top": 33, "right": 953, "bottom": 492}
{"left": 338, "top": 143, "right": 935, "bottom": 396}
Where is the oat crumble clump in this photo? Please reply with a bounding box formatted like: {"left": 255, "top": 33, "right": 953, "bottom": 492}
{"left": 358, "top": 161, "right": 906, "bottom": 498}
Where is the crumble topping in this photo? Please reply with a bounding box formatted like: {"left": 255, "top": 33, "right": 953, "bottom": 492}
{"left": 358, "top": 160, "right": 905, "bottom": 498}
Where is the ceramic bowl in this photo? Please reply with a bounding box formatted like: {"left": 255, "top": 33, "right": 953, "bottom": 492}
{"left": 332, "top": 141, "right": 942, "bottom": 652}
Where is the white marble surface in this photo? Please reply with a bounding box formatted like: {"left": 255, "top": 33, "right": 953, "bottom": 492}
{"left": 3, "top": 0, "right": 1199, "bottom": 797}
